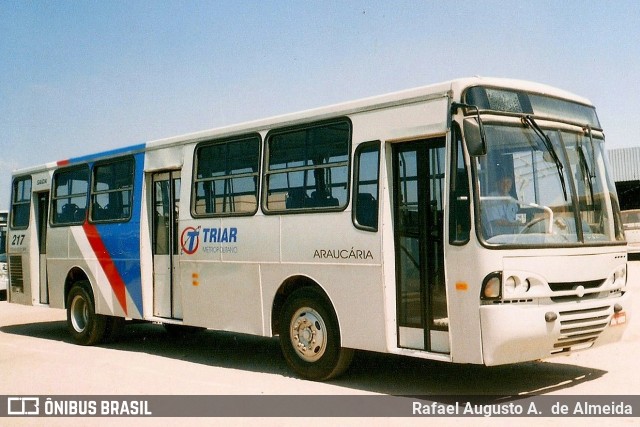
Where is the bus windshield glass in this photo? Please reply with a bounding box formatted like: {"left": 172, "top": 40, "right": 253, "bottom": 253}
{"left": 476, "top": 122, "right": 624, "bottom": 246}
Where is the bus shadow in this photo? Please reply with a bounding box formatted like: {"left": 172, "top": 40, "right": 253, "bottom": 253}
{"left": 339, "top": 351, "right": 604, "bottom": 398}
{"left": 1, "top": 319, "right": 605, "bottom": 399}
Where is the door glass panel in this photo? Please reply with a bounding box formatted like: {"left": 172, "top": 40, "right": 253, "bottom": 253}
{"left": 394, "top": 138, "right": 449, "bottom": 352}
{"left": 395, "top": 149, "right": 422, "bottom": 327}
{"left": 428, "top": 144, "right": 448, "bottom": 331}
{"left": 172, "top": 178, "right": 180, "bottom": 255}
{"left": 38, "top": 193, "right": 49, "bottom": 304}
{"left": 152, "top": 172, "right": 182, "bottom": 319}
{"left": 154, "top": 179, "right": 170, "bottom": 255}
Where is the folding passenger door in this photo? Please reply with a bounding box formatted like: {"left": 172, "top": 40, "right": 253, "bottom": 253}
{"left": 392, "top": 137, "right": 449, "bottom": 353}
{"left": 152, "top": 171, "right": 183, "bottom": 319}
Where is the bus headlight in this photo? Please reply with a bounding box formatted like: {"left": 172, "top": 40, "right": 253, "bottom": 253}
{"left": 613, "top": 266, "right": 627, "bottom": 287}
{"left": 608, "top": 266, "right": 627, "bottom": 287}
{"left": 481, "top": 272, "right": 502, "bottom": 300}
{"left": 504, "top": 276, "right": 517, "bottom": 294}
{"left": 504, "top": 276, "right": 531, "bottom": 297}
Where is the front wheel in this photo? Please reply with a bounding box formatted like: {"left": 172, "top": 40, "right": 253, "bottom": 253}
{"left": 279, "top": 288, "right": 353, "bottom": 381}
{"left": 66, "top": 283, "right": 107, "bottom": 345}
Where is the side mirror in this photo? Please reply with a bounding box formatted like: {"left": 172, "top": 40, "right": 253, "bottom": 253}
{"left": 451, "top": 102, "right": 487, "bottom": 157}
{"left": 464, "top": 117, "right": 487, "bottom": 157}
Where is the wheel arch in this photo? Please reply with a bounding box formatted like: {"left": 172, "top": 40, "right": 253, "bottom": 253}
{"left": 63, "top": 266, "right": 93, "bottom": 309}
{"left": 271, "top": 274, "right": 336, "bottom": 338}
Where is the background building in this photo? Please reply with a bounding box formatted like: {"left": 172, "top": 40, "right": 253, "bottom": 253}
{"left": 609, "top": 147, "right": 640, "bottom": 210}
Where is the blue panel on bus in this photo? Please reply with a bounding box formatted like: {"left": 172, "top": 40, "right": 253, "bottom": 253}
{"left": 87, "top": 152, "right": 145, "bottom": 316}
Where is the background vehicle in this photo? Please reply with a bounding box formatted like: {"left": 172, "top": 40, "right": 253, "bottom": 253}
{"left": 622, "top": 209, "right": 640, "bottom": 261}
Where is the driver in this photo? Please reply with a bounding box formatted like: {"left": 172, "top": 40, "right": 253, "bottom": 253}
{"left": 484, "top": 174, "right": 521, "bottom": 236}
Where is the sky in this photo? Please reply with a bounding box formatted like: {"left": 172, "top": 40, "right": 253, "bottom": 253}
{"left": 1, "top": 1, "right": 640, "bottom": 209}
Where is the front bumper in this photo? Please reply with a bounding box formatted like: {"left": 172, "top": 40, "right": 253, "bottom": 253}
{"left": 480, "top": 291, "right": 630, "bottom": 365}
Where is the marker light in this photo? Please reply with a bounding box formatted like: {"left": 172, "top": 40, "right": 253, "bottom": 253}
{"left": 481, "top": 273, "right": 502, "bottom": 300}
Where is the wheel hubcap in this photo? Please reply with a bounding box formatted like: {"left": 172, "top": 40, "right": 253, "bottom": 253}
{"left": 70, "top": 295, "right": 89, "bottom": 333}
{"left": 290, "top": 307, "right": 327, "bottom": 362}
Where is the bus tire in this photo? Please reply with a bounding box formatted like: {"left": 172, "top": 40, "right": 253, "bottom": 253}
{"left": 279, "top": 287, "right": 353, "bottom": 381}
{"left": 66, "top": 283, "right": 107, "bottom": 346}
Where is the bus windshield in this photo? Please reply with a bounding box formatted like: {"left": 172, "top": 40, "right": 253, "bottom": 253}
{"left": 476, "top": 122, "right": 625, "bottom": 246}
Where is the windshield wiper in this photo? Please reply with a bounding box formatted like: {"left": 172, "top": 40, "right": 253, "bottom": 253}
{"left": 522, "top": 115, "right": 568, "bottom": 201}
{"left": 583, "top": 124, "right": 597, "bottom": 179}
{"left": 577, "top": 137, "right": 595, "bottom": 206}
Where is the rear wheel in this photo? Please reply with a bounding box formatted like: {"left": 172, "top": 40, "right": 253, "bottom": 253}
{"left": 66, "top": 283, "right": 107, "bottom": 345}
{"left": 279, "top": 287, "right": 353, "bottom": 381}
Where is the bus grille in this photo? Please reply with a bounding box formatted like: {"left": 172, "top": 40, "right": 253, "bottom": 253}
{"left": 551, "top": 305, "right": 610, "bottom": 353}
{"left": 549, "top": 279, "right": 605, "bottom": 302}
{"left": 548, "top": 279, "right": 604, "bottom": 292}
{"left": 8, "top": 255, "right": 24, "bottom": 292}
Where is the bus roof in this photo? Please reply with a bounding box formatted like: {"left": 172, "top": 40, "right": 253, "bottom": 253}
{"left": 12, "top": 76, "right": 593, "bottom": 175}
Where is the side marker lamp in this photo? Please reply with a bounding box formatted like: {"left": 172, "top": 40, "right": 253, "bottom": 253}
{"left": 481, "top": 273, "right": 502, "bottom": 300}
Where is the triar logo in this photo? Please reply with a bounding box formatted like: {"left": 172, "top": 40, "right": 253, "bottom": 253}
{"left": 180, "top": 226, "right": 201, "bottom": 255}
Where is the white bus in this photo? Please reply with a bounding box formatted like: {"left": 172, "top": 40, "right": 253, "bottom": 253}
{"left": 7, "top": 77, "right": 630, "bottom": 380}
{"left": 0, "top": 211, "right": 7, "bottom": 300}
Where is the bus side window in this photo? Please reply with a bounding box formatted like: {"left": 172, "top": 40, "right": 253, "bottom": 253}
{"left": 90, "top": 158, "right": 134, "bottom": 223}
{"left": 264, "top": 120, "right": 350, "bottom": 213}
{"left": 193, "top": 135, "right": 261, "bottom": 217}
{"left": 353, "top": 141, "right": 380, "bottom": 231}
{"left": 286, "top": 188, "right": 308, "bottom": 209}
{"left": 52, "top": 167, "right": 89, "bottom": 226}
{"left": 11, "top": 177, "right": 32, "bottom": 229}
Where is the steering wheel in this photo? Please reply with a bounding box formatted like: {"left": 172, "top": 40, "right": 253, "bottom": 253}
{"left": 519, "top": 216, "right": 571, "bottom": 241}
{"left": 519, "top": 216, "right": 547, "bottom": 234}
